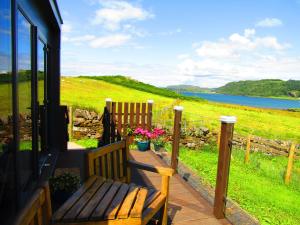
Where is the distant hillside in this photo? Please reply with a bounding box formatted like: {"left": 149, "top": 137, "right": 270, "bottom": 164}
{"left": 80, "top": 75, "right": 204, "bottom": 102}
{"left": 166, "top": 85, "right": 213, "bottom": 93}
{"left": 216, "top": 79, "right": 300, "bottom": 98}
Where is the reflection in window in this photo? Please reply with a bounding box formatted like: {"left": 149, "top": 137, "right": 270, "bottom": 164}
{"left": 38, "top": 40, "right": 45, "bottom": 104}
{"left": 17, "top": 10, "right": 33, "bottom": 190}
{"left": 0, "top": 0, "right": 12, "bottom": 156}
{"left": 0, "top": 0, "right": 15, "bottom": 221}
{"left": 38, "top": 40, "right": 46, "bottom": 153}
{"left": 18, "top": 11, "right": 32, "bottom": 151}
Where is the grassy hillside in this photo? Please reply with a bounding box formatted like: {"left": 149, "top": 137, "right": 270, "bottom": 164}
{"left": 216, "top": 79, "right": 300, "bottom": 98}
{"left": 166, "top": 84, "right": 213, "bottom": 93}
{"left": 61, "top": 77, "right": 300, "bottom": 141}
{"left": 80, "top": 76, "right": 203, "bottom": 102}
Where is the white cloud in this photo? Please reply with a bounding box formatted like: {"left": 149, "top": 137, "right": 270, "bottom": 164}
{"left": 123, "top": 24, "right": 148, "bottom": 37}
{"left": 195, "top": 28, "right": 289, "bottom": 59}
{"left": 62, "top": 35, "right": 95, "bottom": 43}
{"left": 62, "top": 22, "right": 72, "bottom": 33}
{"left": 90, "top": 34, "right": 131, "bottom": 48}
{"left": 177, "top": 54, "right": 190, "bottom": 60}
{"left": 92, "top": 0, "right": 154, "bottom": 31}
{"left": 177, "top": 28, "right": 299, "bottom": 87}
{"left": 256, "top": 18, "right": 283, "bottom": 27}
{"left": 61, "top": 58, "right": 184, "bottom": 86}
{"left": 158, "top": 28, "right": 182, "bottom": 36}
{"left": 62, "top": 33, "right": 131, "bottom": 48}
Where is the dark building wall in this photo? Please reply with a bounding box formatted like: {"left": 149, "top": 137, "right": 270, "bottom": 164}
{"left": 0, "top": 0, "right": 62, "bottom": 223}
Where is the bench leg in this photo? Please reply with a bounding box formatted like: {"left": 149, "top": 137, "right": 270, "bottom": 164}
{"left": 161, "top": 202, "right": 168, "bottom": 225}
{"left": 160, "top": 175, "right": 170, "bottom": 225}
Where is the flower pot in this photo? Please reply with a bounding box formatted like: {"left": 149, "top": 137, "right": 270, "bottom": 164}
{"left": 153, "top": 143, "right": 164, "bottom": 151}
{"left": 137, "top": 140, "right": 150, "bottom": 151}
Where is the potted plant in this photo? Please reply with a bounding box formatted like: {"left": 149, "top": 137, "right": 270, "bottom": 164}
{"left": 151, "top": 128, "right": 166, "bottom": 151}
{"left": 133, "top": 127, "right": 152, "bottom": 151}
{"left": 49, "top": 172, "right": 80, "bottom": 204}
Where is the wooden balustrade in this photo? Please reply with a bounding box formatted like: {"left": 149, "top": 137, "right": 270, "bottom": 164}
{"left": 214, "top": 116, "right": 236, "bottom": 219}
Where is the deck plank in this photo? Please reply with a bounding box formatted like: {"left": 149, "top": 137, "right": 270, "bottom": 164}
{"left": 130, "top": 150, "right": 231, "bottom": 225}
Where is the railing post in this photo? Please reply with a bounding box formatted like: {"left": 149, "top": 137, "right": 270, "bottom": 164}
{"left": 68, "top": 106, "right": 73, "bottom": 140}
{"left": 285, "top": 143, "right": 296, "bottom": 184}
{"left": 171, "top": 106, "right": 183, "bottom": 172}
{"left": 214, "top": 116, "right": 236, "bottom": 219}
{"left": 147, "top": 100, "right": 154, "bottom": 131}
{"left": 244, "top": 135, "right": 251, "bottom": 163}
{"left": 105, "top": 98, "right": 112, "bottom": 112}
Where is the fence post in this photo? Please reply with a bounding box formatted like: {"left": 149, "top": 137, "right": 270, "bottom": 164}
{"left": 171, "top": 106, "right": 183, "bottom": 172}
{"left": 147, "top": 100, "right": 154, "bottom": 130}
{"left": 214, "top": 116, "right": 236, "bottom": 219}
{"left": 217, "top": 132, "right": 221, "bottom": 150}
{"left": 68, "top": 106, "right": 73, "bottom": 140}
{"left": 244, "top": 135, "right": 251, "bottom": 163}
{"left": 105, "top": 98, "right": 112, "bottom": 111}
{"left": 285, "top": 143, "right": 296, "bottom": 184}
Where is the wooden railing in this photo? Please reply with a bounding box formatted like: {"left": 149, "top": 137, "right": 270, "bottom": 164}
{"left": 99, "top": 99, "right": 153, "bottom": 146}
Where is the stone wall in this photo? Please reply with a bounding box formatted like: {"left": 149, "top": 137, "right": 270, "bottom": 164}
{"left": 71, "top": 109, "right": 103, "bottom": 139}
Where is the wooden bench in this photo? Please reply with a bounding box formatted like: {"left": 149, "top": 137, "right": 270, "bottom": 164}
{"left": 14, "top": 139, "right": 173, "bottom": 225}
{"left": 53, "top": 139, "right": 174, "bottom": 225}
{"left": 13, "top": 182, "right": 52, "bottom": 225}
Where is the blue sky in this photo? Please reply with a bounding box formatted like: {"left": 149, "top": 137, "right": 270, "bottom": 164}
{"left": 58, "top": 0, "right": 300, "bottom": 87}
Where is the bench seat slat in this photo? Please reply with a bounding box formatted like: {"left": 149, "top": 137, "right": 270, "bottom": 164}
{"left": 117, "top": 184, "right": 139, "bottom": 219}
{"left": 77, "top": 180, "right": 113, "bottom": 221}
{"left": 52, "top": 176, "right": 97, "bottom": 222}
{"left": 91, "top": 181, "right": 122, "bottom": 220}
{"left": 104, "top": 183, "right": 129, "bottom": 220}
{"left": 130, "top": 188, "right": 148, "bottom": 218}
{"left": 63, "top": 178, "right": 105, "bottom": 221}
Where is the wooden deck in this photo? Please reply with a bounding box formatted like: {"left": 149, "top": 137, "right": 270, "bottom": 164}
{"left": 130, "top": 150, "right": 230, "bottom": 225}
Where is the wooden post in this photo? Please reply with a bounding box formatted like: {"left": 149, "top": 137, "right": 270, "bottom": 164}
{"left": 217, "top": 132, "right": 221, "bottom": 150}
{"left": 244, "top": 135, "right": 251, "bottom": 163}
{"left": 147, "top": 100, "right": 153, "bottom": 130}
{"left": 105, "top": 98, "right": 112, "bottom": 112}
{"left": 68, "top": 106, "right": 73, "bottom": 140}
{"left": 285, "top": 143, "right": 296, "bottom": 184}
{"left": 171, "top": 106, "right": 183, "bottom": 172}
{"left": 214, "top": 116, "right": 236, "bottom": 219}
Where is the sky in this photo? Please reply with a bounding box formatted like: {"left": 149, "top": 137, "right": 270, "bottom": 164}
{"left": 57, "top": 0, "right": 300, "bottom": 88}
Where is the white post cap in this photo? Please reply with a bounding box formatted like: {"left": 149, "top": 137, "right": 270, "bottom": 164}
{"left": 220, "top": 116, "right": 237, "bottom": 124}
{"left": 105, "top": 98, "right": 112, "bottom": 102}
{"left": 147, "top": 99, "right": 154, "bottom": 104}
{"left": 174, "top": 106, "right": 184, "bottom": 111}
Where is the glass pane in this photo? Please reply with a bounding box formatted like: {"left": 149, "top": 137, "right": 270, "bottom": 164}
{"left": 38, "top": 40, "right": 45, "bottom": 153}
{"left": 0, "top": 0, "right": 16, "bottom": 221}
{"left": 17, "top": 10, "right": 33, "bottom": 189}
{"left": 38, "top": 40, "right": 44, "bottom": 104}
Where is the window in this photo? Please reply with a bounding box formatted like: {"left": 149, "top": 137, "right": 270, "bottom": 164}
{"left": 0, "top": 0, "right": 16, "bottom": 221}
{"left": 17, "top": 9, "right": 34, "bottom": 191}
{"left": 0, "top": 0, "right": 12, "bottom": 157}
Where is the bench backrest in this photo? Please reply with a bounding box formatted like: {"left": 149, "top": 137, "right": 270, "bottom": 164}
{"left": 13, "top": 182, "right": 52, "bottom": 225}
{"left": 86, "top": 139, "right": 130, "bottom": 182}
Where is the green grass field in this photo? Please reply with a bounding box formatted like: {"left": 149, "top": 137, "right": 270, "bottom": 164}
{"left": 60, "top": 77, "right": 300, "bottom": 141}
{"left": 61, "top": 76, "right": 300, "bottom": 224}
{"left": 165, "top": 144, "right": 300, "bottom": 225}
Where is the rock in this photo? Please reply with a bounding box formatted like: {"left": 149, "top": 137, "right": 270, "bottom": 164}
{"left": 199, "top": 127, "right": 209, "bottom": 136}
{"left": 90, "top": 111, "right": 97, "bottom": 119}
{"left": 74, "top": 117, "right": 85, "bottom": 126}
{"left": 186, "top": 142, "right": 196, "bottom": 148}
{"left": 74, "top": 109, "right": 84, "bottom": 118}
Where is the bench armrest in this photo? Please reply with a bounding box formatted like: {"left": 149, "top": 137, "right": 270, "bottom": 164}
{"left": 128, "top": 160, "right": 174, "bottom": 177}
